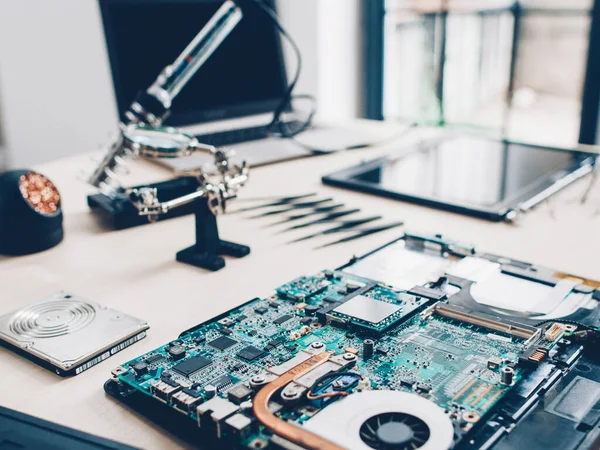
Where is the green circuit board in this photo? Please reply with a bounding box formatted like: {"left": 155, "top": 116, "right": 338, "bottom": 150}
{"left": 113, "top": 270, "right": 562, "bottom": 449}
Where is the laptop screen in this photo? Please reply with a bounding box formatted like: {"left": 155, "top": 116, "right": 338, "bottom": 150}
{"left": 99, "top": 0, "right": 288, "bottom": 126}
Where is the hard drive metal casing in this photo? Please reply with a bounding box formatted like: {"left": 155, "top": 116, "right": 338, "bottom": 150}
{"left": 0, "top": 292, "right": 149, "bottom": 376}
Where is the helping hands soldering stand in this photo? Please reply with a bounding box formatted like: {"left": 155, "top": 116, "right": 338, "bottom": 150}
{"left": 128, "top": 154, "right": 250, "bottom": 271}
{"left": 178, "top": 197, "right": 250, "bottom": 272}
{"left": 85, "top": 1, "right": 250, "bottom": 270}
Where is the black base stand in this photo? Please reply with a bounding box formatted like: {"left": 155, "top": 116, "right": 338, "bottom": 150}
{"left": 176, "top": 198, "right": 250, "bottom": 271}
{"left": 87, "top": 177, "right": 199, "bottom": 230}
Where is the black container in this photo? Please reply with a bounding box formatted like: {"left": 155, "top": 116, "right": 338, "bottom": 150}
{"left": 0, "top": 170, "right": 64, "bottom": 255}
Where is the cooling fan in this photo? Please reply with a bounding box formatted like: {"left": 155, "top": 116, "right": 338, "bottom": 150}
{"left": 302, "top": 391, "right": 454, "bottom": 450}
{"left": 360, "top": 412, "right": 431, "bottom": 450}
{"left": 0, "top": 292, "right": 149, "bottom": 376}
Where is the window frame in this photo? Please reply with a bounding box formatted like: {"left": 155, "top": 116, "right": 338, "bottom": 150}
{"left": 364, "top": 0, "right": 600, "bottom": 145}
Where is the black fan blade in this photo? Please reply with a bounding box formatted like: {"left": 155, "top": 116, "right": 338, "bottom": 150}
{"left": 360, "top": 412, "right": 430, "bottom": 450}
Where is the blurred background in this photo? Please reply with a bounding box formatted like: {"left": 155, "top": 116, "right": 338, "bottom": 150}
{"left": 0, "top": 0, "right": 598, "bottom": 168}
{"left": 377, "top": 0, "right": 598, "bottom": 147}
{"left": 0, "top": 0, "right": 363, "bottom": 168}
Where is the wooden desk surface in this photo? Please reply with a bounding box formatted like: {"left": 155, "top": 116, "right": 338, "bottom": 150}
{"left": 1, "top": 121, "right": 599, "bottom": 449}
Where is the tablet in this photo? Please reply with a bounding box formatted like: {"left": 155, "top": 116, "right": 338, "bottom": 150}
{"left": 322, "top": 134, "right": 598, "bottom": 221}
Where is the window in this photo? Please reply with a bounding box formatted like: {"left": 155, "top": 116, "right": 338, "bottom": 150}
{"left": 366, "top": 0, "right": 600, "bottom": 146}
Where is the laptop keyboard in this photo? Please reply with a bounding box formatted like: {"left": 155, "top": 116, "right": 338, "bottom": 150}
{"left": 194, "top": 121, "right": 304, "bottom": 147}
{"left": 195, "top": 125, "right": 269, "bottom": 146}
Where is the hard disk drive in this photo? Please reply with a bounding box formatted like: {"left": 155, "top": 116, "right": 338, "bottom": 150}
{"left": 0, "top": 292, "right": 149, "bottom": 376}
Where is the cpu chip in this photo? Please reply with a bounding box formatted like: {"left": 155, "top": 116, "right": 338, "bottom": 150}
{"left": 208, "top": 335, "right": 237, "bottom": 351}
{"left": 333, "top": 295, "right": 401, "bottom": 325}
{"left": 171, "top": 355, "right": 212, "bottom": 377}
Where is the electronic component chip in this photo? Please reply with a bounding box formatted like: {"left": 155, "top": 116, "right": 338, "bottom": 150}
{"left": 132, "top": 362, "right": 148, "bottom": 375}
{"left": 145, "top": 354, "right": 164, "bottom": 364}
{"left": 168, "top": 345, "right": 187, "bottom": 360}
{"left": 345, "top": 281, "right": 363, "bottom": 292}
{"left": 376, "top": 345, "right": 389, "bottom": 356}
{"left": 276, "top": 275, "right": 331, "bottom": 300}
{"left": 273, "top": 314, "right": 293, "bottom": 325}
{"left": 171, "top": 355, "right": 212, "bottom": 377}
{"left": 487, "top": 356, "right": 502, "bottom": 370}
{"left": 416, "top": 382, "right": 432, "bottom": 393}
{"left": 208, "top": 336, "right": 237, "bottom": 351}
{"left": 264, "top": 338, "right": 284, "bottom": 351}
{"left": 254, "top": 306, "right": 268, "bottom": 315}
{"left": 221, "top": 328, "right": 233, "bottom": 335}
{"left": 400, "top": 378, "right": 416, "bottom": 388}
{"left": 304, "top": 305, "right": 320, "bottom": 315}
{"left": 237, "top": 345, "right": 266, "bottom": 362}
{"left": 270, "top": 338, "right": 285, "bottom": 347}
{"left": 333, "top": 295, "right": 401, "bottom": 324}
{"left": 228, "top": 384, "right": 253, "bottom": 404}
{"left": 210, "top": 375, "right": 233, "bottom": 391}
{"left": 232, "top": 362, "right": 245, "bottom": 371}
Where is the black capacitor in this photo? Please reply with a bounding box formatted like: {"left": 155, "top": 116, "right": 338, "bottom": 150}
{"left": 500, "top": 366, "right": 514, "bottom": 385}
{"left": 363, "top": 339, "right": 374, "bottom": 358}
{"left": 132, "top": 362, "right": 148, "bottom": 376}
{"left": 168, "top": 345, "right": 186, "bottom": 360}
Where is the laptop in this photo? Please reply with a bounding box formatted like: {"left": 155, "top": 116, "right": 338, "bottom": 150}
{"left": 99, "top": 0, "right": 316, "bottom": 170}
{"left": 103, "top": 231, "right": 600, "bottom": 450}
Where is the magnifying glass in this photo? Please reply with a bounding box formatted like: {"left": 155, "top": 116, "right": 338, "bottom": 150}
{"left": 122, "top": 125, "right": 216, "bottom": 159}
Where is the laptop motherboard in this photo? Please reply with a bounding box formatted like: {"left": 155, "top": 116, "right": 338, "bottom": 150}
{"left": 105, "top": 233, "right": 600, "bottom": 450}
